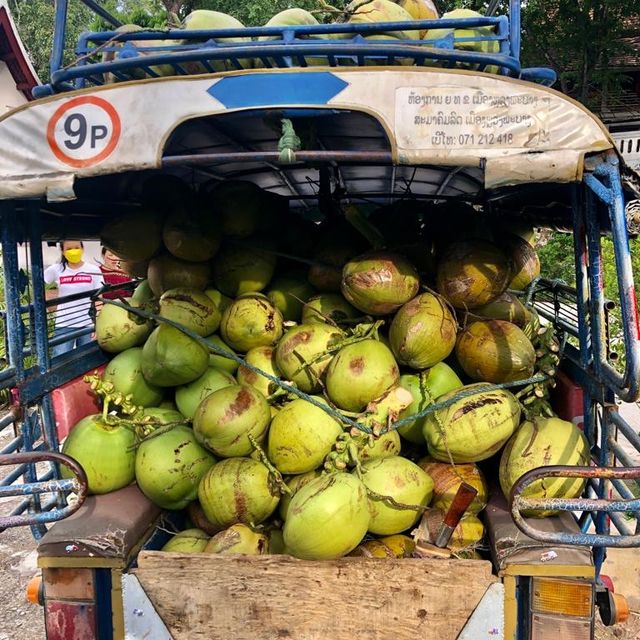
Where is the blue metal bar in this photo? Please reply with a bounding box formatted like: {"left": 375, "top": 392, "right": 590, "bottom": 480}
{"left": 609, "top": 410, "right": 640, "bottom": 456}
{"left": 584, "top": 154, "right": 640, "bottom": 401}
{"left": 28, "top": 205, "right": 50, "bottom": 375}
{"left": 572, "top": 186, "right": 592, "bottom": 371}
{"left": 83, "top": 19, "right": 505, "bottom": 42}
{"left": 0, "top": 477, "right": 78, "bottom": 498}
{"left": 1, "top": 204, "right": 24, "bottom": 382}
{"left": 585, "top": 189, "right": 607, "bottom": 382}
{"left": 509, "top": 0, "right": 521, "bottom": 59}
{"left": 51, "top": 43, "right": 522, "bottom": 89}
{"left": 51, "top": 0, "right": 70, "bottom": 79}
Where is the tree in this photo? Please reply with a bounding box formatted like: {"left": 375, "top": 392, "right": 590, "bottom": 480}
{"left": 520, "top": 0, "right": 640, "bottom": 105}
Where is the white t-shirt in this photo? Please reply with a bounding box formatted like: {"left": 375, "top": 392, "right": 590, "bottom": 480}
{"left": 44, "top": 262, "right": 104, "bottom": 328}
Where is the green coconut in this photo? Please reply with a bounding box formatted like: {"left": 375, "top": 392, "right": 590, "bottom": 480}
{"left": 421, "top": 509, "right": 485, "bottom": 551}
{"left": 396, "top": 364, "right": 463, "bottom": 444}
{"left": 180, "top": 10, "right": 252, "bottom": 73}
{"left": 61, "top": 414, "right": 135, "bottom": 494}
{"left": 325, "top": 339, "right": 399, "bottom": 412}
{"left": 135, "top": 425, "right": 216, "bottom": 510}
{"left": 347, "top": 0, "right": 420, "bottom": 39}
{"left": 161, "top": 528, "right": 209, "bottom": 553}
{"left": 279, "top": 470, "right": 322, "bottom": 520}
{"left": 159, "top": 288, "right": 221, "bottom": 337}
{"left": 359, "top": 456, "right": 434, "bottom": 535}
{"left": 212, "top": 243, "right": 277, "bottom": 297}
{"left": 471, "top": 292, "right": 528, "bottom": 327}
{"left": 162, "top": 208, "right": 221, "bottom": 264}
{"left": 267, "top": 272, "right": 316, "bottom": 322}
{"left": 236, "top": 346, "right": 282, "bottom": 398}
{"left": 139, "top": 406, "right": 185, "bottom": 426}
{"left": 418, "top": 458, "right": 488, "bottom": 515}
{"left": 308, "top": 241, "right": 357, "bottom": 292}
{"left": 455, "top": 319, "right": 536, "bottom": 383}
{"left": 205, "top": 333, "right": 239, "bottom": 373}
{"left": 147, "top": 254, "right": 211, "bottom": 297}
{"left": 102, "top": 347, "right": 164, "bottom": 408}
{"left": 268, "top": 398, "right": 343, "bottom": 474}
{"left": 522, "top": 307, "right": 541, "bottom": 342}
{"left": 141, "top": 324, "right": 209, "bottom": 387}
{"left": 506, "top": 235, "right": 541, "bottom": 291}
{"left": 302, "top": 293, "right": 359, "bottom": 326}
{"left": 256, "top": 9, "right": 322, "bottom": 66}
{"left": 341, "top": 251, "right": 420, "bottom": 316}
{"left": 131, "top": 279, "right": 154, "bottom": 303}
{"left": 283, "top": 473, "right": 370, "bottom": 560}
{"left": 359, "top": 430, "right": 402, "bottom": 462}
{"left": 436, "top": 240, "right": 512, "bottom": 310}
{"left": 193, "top": 385, "right": 271, "bottom": 457}
{"left": 96, "top": 301, "right": 152, "bottom": 354}
{"left": 102, "top": 24, "right": 146, "bottom": 84}
{"left": 423, "top": 384, "right": 521, "bottom": 463}
{"left": 208, "top": 181, "right": 273, "bottom": 238}
{"left": 426, "top": 8, "right": 499, "bottom": 58}
{"left": 175, "top": 366, "right": 236, "bottom": 420}
{"left": 198, "top": 457, "right": 280, "bottom": 529}
{"left": 120, "top": 259, "right": 148, "bottom": 279}
{"left": 389, "top": 292, "right": 457, "bottom": 369}
{"left": 204, "top": 524, "right": 269, "bottom": 555}
{"left": 101, "top": 209, "right": 162, "bottom": 262}
{"left": 499, "top": 416, "right": 590, "bottom": 517}
{"left": 269, "top": 528, "right": 286, "bottom": 554}
{"left": 220, "top": 293, "right": 284, "bottom": 353}
{"left": 205, "top": 289, "right": 232, "bottom": 315}
{"left": 275, "top": 323, "right": 344, "bottom": 393}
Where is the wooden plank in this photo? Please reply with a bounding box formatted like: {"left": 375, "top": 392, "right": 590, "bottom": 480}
{"left": 134, "top": 552, "right": 498, "bottom": 640}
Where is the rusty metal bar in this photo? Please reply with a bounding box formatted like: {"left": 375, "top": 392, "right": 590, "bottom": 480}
{"left": 0, "top": 452, "right": 88, "bottom": 531}
{"left": 162, "top": 150, "right": 394, "bottom": 167}
{"left": 510, "top": 465, "right": 640, "bottom": 547}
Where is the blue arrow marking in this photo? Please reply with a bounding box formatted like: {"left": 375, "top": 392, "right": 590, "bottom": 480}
{"left": 208, "top": 72, "right": 349, "bottom": 109}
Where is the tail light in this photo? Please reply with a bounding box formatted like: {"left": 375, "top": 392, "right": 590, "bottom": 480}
{"left": 530, "top": 578, "right": 593, "bottom": 640}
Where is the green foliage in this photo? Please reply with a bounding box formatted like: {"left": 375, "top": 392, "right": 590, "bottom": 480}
{"left": 520, "top": 0, "right": 640, "bottom": 105}
{"left": 8, "top": 0, "right": 93, "bottom": 82}
{"left": 538, "top": 231, "right": 640, "bottom": 364}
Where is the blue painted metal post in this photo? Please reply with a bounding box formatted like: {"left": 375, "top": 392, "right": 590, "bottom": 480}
{"left": 28, "top": 204, "right": 50, "bottom": 376}
{"left": 509, "top": 0, "right": 521, "bottom": 60}
{"left": 51, "top": 0, "right": 70, "bottom": 79}
{"left": 1, "top": 204, "right": 24, "bottom": 382}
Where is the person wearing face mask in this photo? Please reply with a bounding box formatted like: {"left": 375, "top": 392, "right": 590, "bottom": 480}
{"left": 44, "top": 240, "right": 104, "bottom": 357}
{"left": 99, "top": 247, "right": 133, "bottom": 300}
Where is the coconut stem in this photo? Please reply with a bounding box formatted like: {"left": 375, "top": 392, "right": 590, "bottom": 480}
{"left": 249, "top": 434, "right": 291, "bottom": 495}
{"left": 365, "top": 488, "right": 428, "bottom": 514}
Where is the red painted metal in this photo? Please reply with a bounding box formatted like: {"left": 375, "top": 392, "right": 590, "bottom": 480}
{"left": 551, "top": 370, "right": 585, "bottom": 431}
{"left": 0, "top": 7, "right": 39, "bottom": 99}
{"left": 45, "top": 601, "right": 97, "bottom": 640}
{"left": 51, "top": 367, "right": 105, "bottom": 440}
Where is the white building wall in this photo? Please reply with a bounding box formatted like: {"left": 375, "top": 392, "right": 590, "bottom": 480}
{"left": 0, "top": 60, "right": 27, "bottom": 114}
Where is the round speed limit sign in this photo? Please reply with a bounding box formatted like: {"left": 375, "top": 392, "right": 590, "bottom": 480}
{"left": 47, "top": 96, "right": 121, "bottom": 168}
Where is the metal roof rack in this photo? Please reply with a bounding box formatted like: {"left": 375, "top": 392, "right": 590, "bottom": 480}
{"left": 34, "top": 0, "right": 556, "bottom": 98}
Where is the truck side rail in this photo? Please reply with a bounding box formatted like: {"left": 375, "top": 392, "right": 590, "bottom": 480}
{"left": 36, "top": 0, "right": 556, "bottom": 97}
{"left": 0, "top": 451, "right": 87, "bottom": 532}
{"left": 510, "top": 465, "right": 640, "bottom": 547}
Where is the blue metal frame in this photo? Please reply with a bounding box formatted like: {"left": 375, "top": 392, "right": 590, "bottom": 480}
{"left": 36, "top": 0, "right": 555, "bottom": 97}
{"left": 0, "top": 202, "right": 104, "bottom": 537}
{"left": 512, "top": 152, "right": 640, "bottom": 566}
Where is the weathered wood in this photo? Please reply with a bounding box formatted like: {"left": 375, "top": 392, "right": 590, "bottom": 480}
{"left": 134, "top": 552, "right": 498, "bottom": 640}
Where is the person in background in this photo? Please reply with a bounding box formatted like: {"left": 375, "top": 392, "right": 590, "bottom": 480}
{"left": 100, "top": 247, "right": 133, "bottom": 299}
{"left": 44, "top": 240, "right": 104, "bottom": 358}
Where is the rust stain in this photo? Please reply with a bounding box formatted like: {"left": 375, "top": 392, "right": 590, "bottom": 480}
{"left": 349, "top": 357, "right": 365, "bottom": 375}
